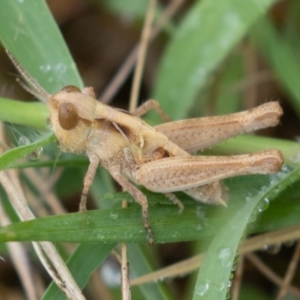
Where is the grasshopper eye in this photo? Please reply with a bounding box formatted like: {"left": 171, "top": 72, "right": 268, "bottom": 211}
{"left": 61, "top": 85, "right": 81, "bottom": 93}
{"left": 58, "top": 102, "right": 79, "bottom": 130}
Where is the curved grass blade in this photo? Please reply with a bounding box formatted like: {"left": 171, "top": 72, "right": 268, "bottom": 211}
{"left": 152, "top": 0, "right": 278, "bottom": 120}
{"left": 192, "top": 167, "right": 294, "bottom": 299}
{"left": 0, "top": 1, "right": 83, "bottom": 92}
{"left": 0, "top": 132, "right": 55, "bottom": 170}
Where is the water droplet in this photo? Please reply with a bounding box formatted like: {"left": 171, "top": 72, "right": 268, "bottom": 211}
{"left": 245, "top": 195, "right": 254, "bottom": 203}
{"left": 110, "top": 212, "right": 118, "bottom": 220}
{"left": 215, "top": 282, "right": 225, "bottom": 292}
{"left": 196, "top": 206, "right": 205, "bottom": 219}
{"left": 97, "top": 233, "right": 105, "bottom": 239}
{"left": 196, "top": 223, "right": 203, "bottom": 230}
{"left": 195, "top": 281, "right": 210, "bottom": 296}
{"left": 218, "top": 247, "right": 233, "bottom": 268}
{"left": 257, "top": 198, "right": 270, "bottom": 212}
{"left": 40, "top": 64, "right": 51, "bottom": 72}
{"left": 55, "top": 62, "right": 67, "bottom": 74}
{"left": 227, "top": 280, "right": 232, "bottom": 288}
{"left": 249, "top": 213, "right": 257, "bottom": 223}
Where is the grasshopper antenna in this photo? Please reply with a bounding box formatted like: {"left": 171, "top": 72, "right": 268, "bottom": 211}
{"left": 6, "top": 50, "right": 50, "bottom": 103}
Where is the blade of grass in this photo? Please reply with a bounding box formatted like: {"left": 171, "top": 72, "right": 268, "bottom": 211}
{"left": 192, "top": 165, "right": 294, "bottom": 299}
{"left": 0, "top": 164, "right": 299, "bottom": 244}
{"left": 42, "top": 243, "right": 116, "bottom": 300}
{"left": 0, "top": 98, "right": 48, "bottom": 129}
{"left": 0, "top": 132, "right": 56, "bottom": 170}
{"left": 0, "top": 1, "right": 83, "bottom": 92}
{"left": 128, "top": 244, "right": 172, "bottom": 300}
{"left": 251, "top": 18, "right": 300, "bottom": 117}
{"left": 152, "top": 0, "right": 278, "bottom": 120}
{"left": 207, "top": 135, "right": 300, "bottom": 165}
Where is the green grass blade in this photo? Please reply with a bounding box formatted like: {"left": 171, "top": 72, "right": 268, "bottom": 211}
{"left": 128, "top": 244, "right": 172, "bottom": 300}
{"left": 0, "top": 164, "right": 299, "bottom": 244}
{"left": 152, "top": 0, "right": 278, "bottom": 120}
{"left": 193, "top": 166, "right": 293, "bottom": 299}
{"left": 208, "top": 135, "right": 300, "bottom": 164}
{"left": 0, "top": 1, "right": 83, "bottom": 92}
{"left": 42, "top": 243, "right": 115, "bottom": 300}
{"left": 0, "top": 132, "right": 56, "bottom": 170}
{"left": 251, "top": 18, "right": 300, "bottom": 117}
{"left": 0, "top": 97, "right": 48, "bottom": 129}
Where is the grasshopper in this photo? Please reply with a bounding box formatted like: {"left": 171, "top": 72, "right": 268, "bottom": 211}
{"left": 7, "top": 51, "right": 283, "bottom": 243}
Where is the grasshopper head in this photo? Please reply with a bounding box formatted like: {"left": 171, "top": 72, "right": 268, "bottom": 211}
{"left": 49, "top": 85, "right": 97, "bottom": 153}
{"left": 6, "top": 50, "right": 97, "bottom": 154}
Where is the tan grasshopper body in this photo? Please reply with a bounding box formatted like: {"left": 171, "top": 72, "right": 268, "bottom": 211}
{"left": 7, "top": 51, "right": 283, "bottom": 243}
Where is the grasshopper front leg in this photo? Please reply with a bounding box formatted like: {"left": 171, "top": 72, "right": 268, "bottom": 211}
{"left": 134, "top": 150, "right": 283, "bottom": 202}
{"left": 79, "top": 152, "right": 101, "bottom": 212}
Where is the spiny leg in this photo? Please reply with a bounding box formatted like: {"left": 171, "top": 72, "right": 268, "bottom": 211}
{"left": 109, "top": 166, "right": 154, "bottom": 244}
{"left": 79, "top": 153, "right": 100, "bottom": 212}
{"left": 135, "top": 150, "right": 283, "bottom": 196}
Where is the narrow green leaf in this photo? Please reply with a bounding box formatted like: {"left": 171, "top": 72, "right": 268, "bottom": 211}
{"left": 252, "top": 18, "right": 300, "bottom": 117}
{"left": 0, "top": 132, "right": 56, "bottom": 170}
{"left": 0, "top": 97, "right": 48, "bottom": 129}
{"left": 42, "top": 243, "right": 115, "bottom": 300}
{"left": 0, "top": 1, "right": 83, "bottom": 92}
{"left": 207, "top": 135, "right": 300, "bottom": 164}
{"left": 0, "top": 165, "right": 299, "bottom": 245}
{"left": 128, "top": 244, "right": 172, "bottom": 300}
{"left": 153, "top": 0, "right": 278, "bottom": 120}
{"left": 193, "top": 166, "right": 294, "bottom": 299}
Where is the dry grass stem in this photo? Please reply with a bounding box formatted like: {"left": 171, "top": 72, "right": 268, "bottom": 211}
{"left": 0, "top": 200, "right": 38, "bottom": 300}
{"left": 122, "top": 1, "right": 156, "bottom": 299}
{"left": 0, "top": 171, "right": 85, "bottom": 300}
{"left": 131, "top": 225, "right": 300, "bottom": 286}
{"left": 100, "top": 0, "right": 183, "bottom": 104}
{"left": 276, "top": 241, "right": 300, "bottom": 300}
{"left": 231, "top": 255, "right": 244, "bottom": 300}
{"left": 129, "top": 0, "right": 156, "bottom": 112}
{"left": 246, "top": 253, "right": 300, "bottom": 298}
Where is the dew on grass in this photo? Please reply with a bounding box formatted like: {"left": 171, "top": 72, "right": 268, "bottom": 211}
{"left": 218, "top": 247, "right": 233, "bottom": 268}
{"left": 195, "top": 281, "right": 210, "bottom": 296}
